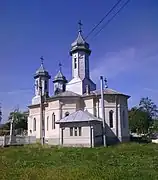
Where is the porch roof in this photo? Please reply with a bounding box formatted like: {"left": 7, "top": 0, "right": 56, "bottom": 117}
{"left": 56, "top": 110, "right": 102, "bottom": 124}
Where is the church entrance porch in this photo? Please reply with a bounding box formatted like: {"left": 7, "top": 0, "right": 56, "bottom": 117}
{"left": 56, "top": 110, "right": 103, "bottom": 147}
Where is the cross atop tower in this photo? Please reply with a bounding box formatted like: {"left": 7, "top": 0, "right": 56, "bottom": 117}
{"left": 78, "top": 20, "right": 83, "bottom": 32}
{"left": 59, "top": 62, "right": 62, "bottom": 71}
{"left": 40, "top": 56, "right": 44, "bottom": 65}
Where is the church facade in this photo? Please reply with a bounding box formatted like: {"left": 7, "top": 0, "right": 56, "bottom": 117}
{"left": 28, "top": 25, "right": 130, "bottom": 147}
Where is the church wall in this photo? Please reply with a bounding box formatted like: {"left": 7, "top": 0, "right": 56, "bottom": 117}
{"left": 66, "top": 78, "right": 83, "bottom": 95}
{"left": 93, "top": 122, "right": 103, "bottom": 146}
{"left": 118, "top": 96, "right": 130, "bottom": 142}
{"left": 84, "top": 98, "right": 94, "bottom": 114}
{"left": 44, "top": 100, "right": 60, "bottom": 139}
{"left": 97, "top": 95, "right": 118, "bottom": 139}
{"left": 28, "top": 107, "right": 41, "bottom": 139}
{"left": 83, "top": 78, "right": 96, "bottom": 94}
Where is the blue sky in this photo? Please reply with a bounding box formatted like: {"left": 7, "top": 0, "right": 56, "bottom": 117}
{"left": 0, "top": 0, "right": 158, "bottom": 122}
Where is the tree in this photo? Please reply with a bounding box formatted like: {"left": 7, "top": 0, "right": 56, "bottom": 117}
{"left": 139, "top": 97, "right": 158, "bottom": 119}
{"left": 129, "top": 107, "right": 149, "bottom": 134}
{"left": 8, "top": 110, "right": 28, "bottom": 130}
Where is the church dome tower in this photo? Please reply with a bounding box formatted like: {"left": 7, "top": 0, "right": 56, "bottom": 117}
{"left": 53, "top": 63, "right": 67, "bottom": 95}
{"left": 66, "top": 21, "right": 96, "bottom": 95}
{"left": 32, "top": 57, "right": 51, "bottom": 105}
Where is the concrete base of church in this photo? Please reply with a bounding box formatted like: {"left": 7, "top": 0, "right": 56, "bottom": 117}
{"left": 119, "top": 136, "right": 130, "bottom": 143}
{"left": 46, "top": 138, "right": 60, "bottom": 145}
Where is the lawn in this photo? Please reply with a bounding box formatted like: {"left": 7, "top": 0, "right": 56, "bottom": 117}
{"left": 0, "top": 143, "right": 158, "bottom": 180}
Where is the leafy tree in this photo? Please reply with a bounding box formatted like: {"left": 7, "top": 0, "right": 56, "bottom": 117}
{"left": 139, "top": 97, "right": 158, "bottom": 119}
{"left": 149, "top": 120, "right": 158, "bottom": 133}
{"left": 8, "top": 110, "right": 28, "bottom": 130}
{"left": 129, "top": 107, "right": 149, "bottom": 134}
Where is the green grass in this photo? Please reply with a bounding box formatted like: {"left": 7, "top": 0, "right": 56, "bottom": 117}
{"left": 0, "top": 143, "right": 158, "bottom": 180}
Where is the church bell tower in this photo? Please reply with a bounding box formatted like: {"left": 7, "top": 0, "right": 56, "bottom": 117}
{"left": 32, "top": 57, "right": 51, "bottom": 105}
{"left": 66, "top": 21, "right": 96, "bottom": 95}
{"left": 53, "top": 63, "right": 67, "bottom": 95}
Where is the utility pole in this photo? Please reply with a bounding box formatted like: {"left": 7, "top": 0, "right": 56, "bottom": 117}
{"left": 39, "top": 76, "right": 44, "bottom": 145}
{"left": 100, "top": 76, "right": 107, "bottom": 147}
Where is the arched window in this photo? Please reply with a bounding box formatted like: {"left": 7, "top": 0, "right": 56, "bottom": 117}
{"left": 33, "top": 118, "right": 36, "bottom": 131}
{"left": 52, "top": 113, "right": 55, "bottom": 129}
{"left": 45, "top": 81, "right": 48, "bottom": 90}
{"left": 109, "top": 110, "right": 113, "bottom": 128}
{"left": 36, "top": 80, "right": 38, "bottom": 90}
{"left": 123, "top": 110, "right": 126, "bottom": 128}
{"left": 74, "top": 58, "right": 77, "bottom": 69}
{"left": 65, "top": 112, "right": 70, "bottom": 117}
{"left": 47, "top": 116, "right": 49, "bottom": 131}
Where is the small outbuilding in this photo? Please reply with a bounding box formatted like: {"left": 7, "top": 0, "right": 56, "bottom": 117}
{"left": 56, "top": 110, "right": 103, "bottom": 147}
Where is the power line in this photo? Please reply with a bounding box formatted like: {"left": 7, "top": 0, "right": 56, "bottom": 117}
{"left": 90, "top": 0, "right": 131, "bottom": 40}
{"left": 85, "top": 0, "right": 123, "bottom": 39}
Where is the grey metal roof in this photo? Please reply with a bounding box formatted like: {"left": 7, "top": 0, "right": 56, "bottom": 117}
{"left": 54, "top": 91, "right": 81, "bottom": 97}
{"left": 82, "top": 88, "right": 130, "bottom": 98}
{"left": 34, "top": 63, "right": 51, "bottom": 79}
{"left": 53, "top": 70, "right": 67, "bottom": 82}
{"left": 56, "top": 110, "right": 102, "bottom": 123}
{"left": 70, "top": 31, "right": 91, "bottom": 55}
{"left": 71, "top": 31, "right": 86, "bottom": 47}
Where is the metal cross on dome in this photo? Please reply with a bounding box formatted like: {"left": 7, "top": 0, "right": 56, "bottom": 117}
{"left": 40, "top": 56, "right": 44, "bottom": 65}
{"left": 59, "top": 62, "right": 62, "bottom": 71}
{"left": 78, "top": 20, "right": 83, "bottom": 32}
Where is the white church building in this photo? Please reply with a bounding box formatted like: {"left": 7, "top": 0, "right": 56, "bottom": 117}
{"left": 27, "top": 24, "right": 130, "bottom": 147}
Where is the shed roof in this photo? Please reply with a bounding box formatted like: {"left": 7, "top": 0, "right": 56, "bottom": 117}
{"left": 56, "top": 110, "right": 102, "bottom": 123}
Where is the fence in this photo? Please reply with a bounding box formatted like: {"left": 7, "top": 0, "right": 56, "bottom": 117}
{"left": 0, "top": 135, "right": 36, "bottom": 147}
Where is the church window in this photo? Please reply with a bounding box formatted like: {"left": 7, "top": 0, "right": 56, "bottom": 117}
{"left": 45, "top": 81, "right": 48, "bottom": 90}
{"left": 74, "top": 127, "right": 77, "bottom": 136}
{"left": 123, "top": 110, "right": 126, "bottom": 128}
{"left": 65, "top": 112, "right": 70, "bottom": 117}
{"left": 33, "top": 118, "right": 36, "bottom": 131}
{"left": 36, "top": 80, "right": 38, "bottom": 90}
{"left": 47, "top": 116, "right": 49, "bottom": 131}
{"left": 52, "top": 113, "right": 55, "bottom": 129}
{"left": 109, "top": 110, "right": 114, "bottom": 128}
{"left": 70, "top": 127, "right": 73, "bottom": 136}
{"left": 78, "top": 127, "right": 82, "bottom": 136}
{"left": 74, "top": 58, "right": 77, "bottom": 69}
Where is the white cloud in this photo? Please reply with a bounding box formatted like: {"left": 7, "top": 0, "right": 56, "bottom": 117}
{"left": 91, "top": 46, "right": 158, "bottom": 81}
{"left": 143, "top": 88, "right": 158, "bottom": 94}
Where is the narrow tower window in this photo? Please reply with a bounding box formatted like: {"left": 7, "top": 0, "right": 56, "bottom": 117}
{"left": 45, "top": 81, "right": 48, "bottom": 90}
{"left": 74, "top": 58, "right": 77, "bottom": 69}
{"left": 52, "top": 113, "right": 55, "bottom": 129}
{"left": 33, "top": 118, "right": 36, "bottom": 131}
{"left": 109, "top": 110, "right": 113, "bottom": 128}
{"left": 36, "top": 80, "right": 38, "bottom": 90}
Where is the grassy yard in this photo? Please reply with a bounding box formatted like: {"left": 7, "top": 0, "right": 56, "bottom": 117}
{"left": 0, "top": 143, "right": 158, "bottom": 180}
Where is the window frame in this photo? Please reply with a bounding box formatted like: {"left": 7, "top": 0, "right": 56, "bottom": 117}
{"left": 70, "top": 127, "right": 73, "bottom": 136}
{"left": 47, "top": 116, "right": 49, "bottom": 131}
{"left": 33, "top": 118, "right": 36, "bottom": 131}
{"left": 109, "top": 110, "right": 114, "bottom": 128}
{"left": 78, "top": 127, "right": 82, "bottom": 136}
{"left": 74, "top": 58, "right": 77, "bottom": 69}
{"left": 52, "top": 113, "right": 55, "bottom": 130}
{"left": 74, "top": 127, "right": 77, "bottom": 136}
